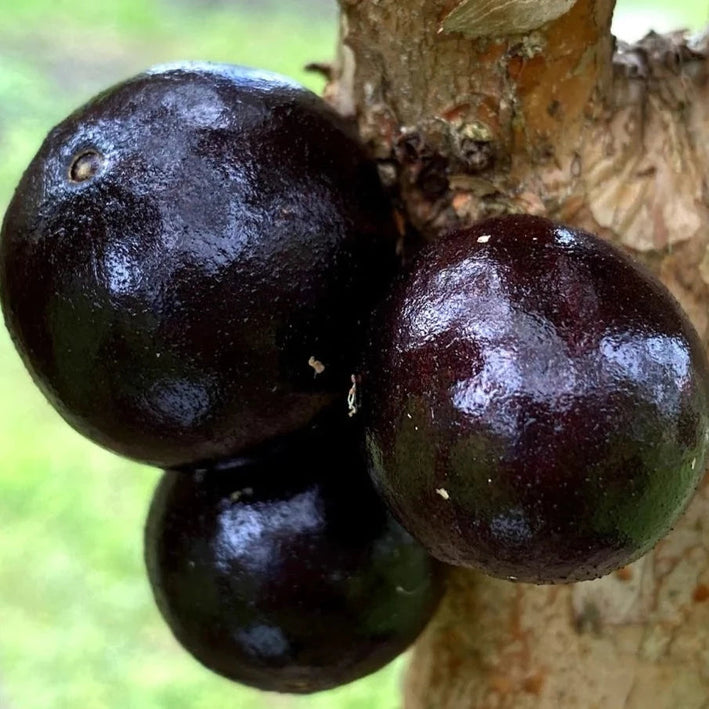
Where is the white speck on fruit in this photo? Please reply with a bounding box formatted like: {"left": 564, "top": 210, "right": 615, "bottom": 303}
{"left": 347, "top": 374, "right": 360, "bottom": 417}
{"left": 308, "top": 356, "right": 325, "bottom": 376}
{"left": 477, "top": 234, "right": 491, "bottom": 244}
{"left": 230, "top": 487, "right": 254, "bottom": 503}
{"left": 436, "top": 488, "right": 450, "bottom": 500}
{"left": 692, "top": 457, "right": 697, "bottom": 470}
{"left": 407, "top": 412, "right": 413, "bottom": 419}
{"left": 396, "top": 585, "right": 417, "bottom": 595}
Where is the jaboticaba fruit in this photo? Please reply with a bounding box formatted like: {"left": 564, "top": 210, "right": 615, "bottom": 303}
{"left": 144, "top": 419, "right": 444, "bottom": 693}
{"left": 0, "top": 62, "right": 397, "bottom": 468}
{"left": 365, "top": 215, "right": 709, "bottom": 584}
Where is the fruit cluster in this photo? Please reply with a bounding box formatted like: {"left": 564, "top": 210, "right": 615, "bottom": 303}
{"left": 2, "top": 62, "right": 709, "bottom": 693}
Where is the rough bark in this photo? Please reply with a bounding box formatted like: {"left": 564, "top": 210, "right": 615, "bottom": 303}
{"left": 328, "top": 1, "right": 709, "bottom": 706}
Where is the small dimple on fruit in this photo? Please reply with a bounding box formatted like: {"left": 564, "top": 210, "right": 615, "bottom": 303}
{"left": 68, "top": 150, "right": 104, "bottom": 183}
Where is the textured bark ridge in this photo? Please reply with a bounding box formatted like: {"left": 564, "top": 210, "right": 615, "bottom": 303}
{"left": 329, "top": 1, "right": 709, "bottom": 706}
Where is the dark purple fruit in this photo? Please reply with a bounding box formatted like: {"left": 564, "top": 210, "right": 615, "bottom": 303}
{"left": 0, "top": 62, "right": 397, "bottom": 468}
{"left": 144, "top": 419, "right": 444, "bottom": 693}
{"left": 365, "top": 215, "right": 709, "bottom": 583}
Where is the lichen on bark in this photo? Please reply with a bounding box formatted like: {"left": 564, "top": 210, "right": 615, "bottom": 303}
{"left": 328, "top": 0, "right": 709, "bottom": 705}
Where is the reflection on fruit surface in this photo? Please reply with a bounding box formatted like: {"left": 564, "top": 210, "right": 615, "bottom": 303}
{"left": 366, "top": 215, "right": 709, "bottom": 583}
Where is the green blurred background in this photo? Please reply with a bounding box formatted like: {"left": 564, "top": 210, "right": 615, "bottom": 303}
{"left": 0, "top": 1, "right": 705, "bottom": 708}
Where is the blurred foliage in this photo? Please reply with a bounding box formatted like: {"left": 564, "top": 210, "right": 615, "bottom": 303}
{"left": 0, "top": 0, "right": 705, "bottom": 708}
{"left": 613, "top": 0, "right": 708, "bottom": 39}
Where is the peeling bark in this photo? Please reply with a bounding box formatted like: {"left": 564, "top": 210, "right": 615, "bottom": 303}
{"left": 329, "top": 0, "right": 709, "bottom": 706}
{"left": 440, "top": 0, "right": 579, "bottom": 39}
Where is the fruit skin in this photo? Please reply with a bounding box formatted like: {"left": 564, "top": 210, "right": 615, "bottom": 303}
{"left": 144, "top": 418, "right": 445, "bottom": 694}
{"left": 0, "top": 62, "right": 397, "bottom": 469}
{"left": 365, "top": 215, "right": 709, "bottom": 584}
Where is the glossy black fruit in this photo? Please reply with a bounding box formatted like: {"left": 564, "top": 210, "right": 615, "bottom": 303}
{"left": 144, "top": 420, "right": 444, "bottom": 693}
{"left": 0, "top": 62, "right": 397, "bottom": 468}
{"left": 365, "top": 215, "right": 709, "bottom": 583}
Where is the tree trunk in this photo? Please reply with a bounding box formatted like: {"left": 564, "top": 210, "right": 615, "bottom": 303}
{"left": 328, "top": 1, "right": 709, "bottom": 706}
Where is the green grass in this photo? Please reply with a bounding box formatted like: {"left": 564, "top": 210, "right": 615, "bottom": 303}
{"left": 0, "top": 1, "right": 706, "bottom": 707}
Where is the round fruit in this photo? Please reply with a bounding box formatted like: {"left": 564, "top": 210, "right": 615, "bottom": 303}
{"left": 365, "top": 215, "right": 709, "bottom": 583}
{"left": 144, "top": 418, "right": 445, "bottom": 693}
{"left": 0, "top": 62, "right": 397, "bottom": 468}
